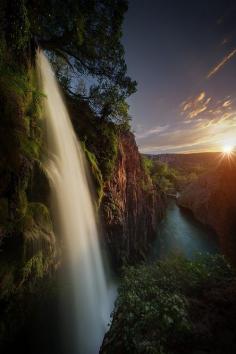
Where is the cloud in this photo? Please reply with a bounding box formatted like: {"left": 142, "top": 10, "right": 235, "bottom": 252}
{"left": 207, "top": 48, "right": 236, "bottom": 79}
{"left": 181, "top": 91, "right": 234, "bottom": 122}
{"left": 196, "top": 92, "right": 205, "bottom": 101}
{"left": 138, "top": 120, "right": 236, "bottom": 153}
{"left": 136, "top": 110, "right": 236, "bottom": 154}
{"left": 222, "top": 99, "right": 232, "bottom": 107}
{"left": 135, "top": 124, "right": 169, "bottom": 139}
{"left": 188, "top": 105, "right": 207, "bottom": 118}
{"left": 136, "top": 91, "right": 236, "bottom": 155}
{"left": 180, "top": 92, "right": 212, "bottom": 119}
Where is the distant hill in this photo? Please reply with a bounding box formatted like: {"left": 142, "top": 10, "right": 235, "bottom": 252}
{"left": 142, "top": 152, "right": 223, "bottom": 192}
{"left": 143, "top": 152, "right": 221, "bottom": 173}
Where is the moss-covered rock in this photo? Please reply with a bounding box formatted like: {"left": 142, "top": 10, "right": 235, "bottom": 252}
{"left": 0, "top": 30, "right": 60, "bottom": 348}
{"left": 81, "top": 141, "right": 104, "bottom": 206}
{"left": 0, "top": 201, "right": 59, "bottom": 347}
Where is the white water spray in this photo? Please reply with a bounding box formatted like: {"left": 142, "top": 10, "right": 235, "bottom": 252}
{"left": 37, "top": 50, "right": 115, "bottom": 354}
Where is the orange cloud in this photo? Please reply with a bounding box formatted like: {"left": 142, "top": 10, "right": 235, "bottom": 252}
{"left": 197, "top": 91, "right": 205, "bottom": 101}
{"left": 180, "top": 92, "right": 211, "bottom": 119}
{"left": 222, "top": 99, "right": 232, "bottom": 107}
{"left": 181, "top": 91, "right": 234, "bottom": 123}
{"left": 137, "top": 116, "right": 236, "bottom": 154}
{"left": 188, "top": 106, "right": 207, "bottom": 118}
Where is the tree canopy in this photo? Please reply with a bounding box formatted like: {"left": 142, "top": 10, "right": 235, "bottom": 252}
{"left": 2, "top": 0, "right": 136, "bottom": 124}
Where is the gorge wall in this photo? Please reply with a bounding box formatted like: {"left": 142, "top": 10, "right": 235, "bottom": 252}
{"left": 102, "top": 132, "right": 164, "bottom": 268}
{"left": 178, "top": 159, "right": 236, "bottom": 264}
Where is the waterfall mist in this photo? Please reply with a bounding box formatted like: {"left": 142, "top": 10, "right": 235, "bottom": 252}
{"left": 36, "top": 50, "right": 116, "bottom": 354}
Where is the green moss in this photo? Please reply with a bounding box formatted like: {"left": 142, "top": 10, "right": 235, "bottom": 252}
{"left": 15, "top": 190, "right": 28, "bottom": 220}
{"left": 97, "top": 122, "right": 118, "bottom": 180}
{"left": 81, "top": 141, "right": 104, "bottom": 206}
{"left": 21, "top": 251, "right": 44, "bottom": 281}
{"left": 0, "top": 42, "right": 47, "bottom": 234}
{"left": 27, "top": 202, "right": 52, "bottom": 232}
{"left": 0, "top": 200, "right": 55, "bottom": 297}
{"left": 18, "top": 133, "right": 40, "bottom": 160}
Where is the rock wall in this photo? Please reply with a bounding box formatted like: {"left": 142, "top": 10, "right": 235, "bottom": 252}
{"left": 102, "top": 132, "right": 164, "bottom": 267}
{"left": 178, "top": 159, "right": 236, "bottom": 264}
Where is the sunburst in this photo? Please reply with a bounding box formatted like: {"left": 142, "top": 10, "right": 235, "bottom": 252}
{"left": 223, "top": 144, "right": 234, "bottom": 155}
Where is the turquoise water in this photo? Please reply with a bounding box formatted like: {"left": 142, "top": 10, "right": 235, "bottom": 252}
{"left": 152, "top": 199, "right": 219, "bottom": 260}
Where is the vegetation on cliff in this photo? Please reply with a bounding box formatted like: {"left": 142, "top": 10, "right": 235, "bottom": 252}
{"left": 142, "top": 156, "right": 177, "bottom": 193}
{"left": 101, "top": 254, "right": 236, "bottom": 354}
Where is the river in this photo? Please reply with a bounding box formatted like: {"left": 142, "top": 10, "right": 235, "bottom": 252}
{"left": 151, "top": 199, "right": 219, "bottom": 260}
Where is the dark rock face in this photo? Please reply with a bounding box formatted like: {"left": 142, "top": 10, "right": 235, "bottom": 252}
{"left": 178, "top": 158, "right": 236, "bottom": 264}
{"left": 102, "top": 132, "right": 164, "bottom": 267}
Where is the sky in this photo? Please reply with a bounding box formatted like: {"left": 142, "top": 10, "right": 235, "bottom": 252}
{"left": 122, "top": 0, "right": 236, "bottom": 154}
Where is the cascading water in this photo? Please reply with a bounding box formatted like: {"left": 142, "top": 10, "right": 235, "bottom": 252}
{"left": 36, "top": 50, "right": 116, "bottom": 354}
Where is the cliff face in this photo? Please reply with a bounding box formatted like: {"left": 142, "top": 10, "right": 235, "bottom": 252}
{"left": 178, "top": 159, "right": 236, "bottom": 263}
{"left": 102, "top": 132, "right": 164, "bottom": 267}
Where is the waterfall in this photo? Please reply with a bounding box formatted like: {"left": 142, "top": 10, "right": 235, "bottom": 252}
{"left": 36, "top": 50, "right": 115, "bottom": 354}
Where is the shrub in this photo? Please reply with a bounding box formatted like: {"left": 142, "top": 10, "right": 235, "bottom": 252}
{"left": 102, "top": 254, "right": 235, "bottom": 354}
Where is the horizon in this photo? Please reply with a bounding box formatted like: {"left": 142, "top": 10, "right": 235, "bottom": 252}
{"left": 142, "top": 150, "right": 222, "bottom": 155}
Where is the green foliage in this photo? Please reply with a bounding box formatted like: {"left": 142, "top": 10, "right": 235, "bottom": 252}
{"left": 0, "top": 201, "right": 55, "bottom": 300}
{"left": 1, "top": 0, "right": 137, "bottom": 124}
{"left": 143, "top": 155, "right": 210, "bottom": 194}
{"left": 89, "top": 83, "right": 133, "bottom": 125}
{"left": 26, "top": 0, "right": 136, "bottom": 124}
{"left": 141, "top": 156, "right": 153, "bottom": 176}
{"left": 142, "top": 157, "right": 178, "bottom": 193}
{"left": 96, "top": 122, "right": 119, "bottom": 180}
{"left": 104, "top": 254, "right": 234, "bottom": 354}
{"left": 18, "top": 134, "right": 40, "bottom": 160}
{"left": 147, "top": 156, "right": 213, "bottom": 192}
{"left": 0, "top": 38, "right": 45, "bottom": 226}
{"left": 80, "top": 142, "right": 104, "bottom": 206}
{"left": 26, "top": 202, "right": 52, "bottom": 231}
{"left": 21, "top": 251, "right": 44, "bottom": 281}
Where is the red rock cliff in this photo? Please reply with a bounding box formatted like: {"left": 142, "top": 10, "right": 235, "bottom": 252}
{"left": 102, "top": 132, "right": 164, "bottom": 267}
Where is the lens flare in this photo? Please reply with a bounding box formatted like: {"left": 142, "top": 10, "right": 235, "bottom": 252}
{"left": 223, "top": 145, "right": 233, "bottom": 154}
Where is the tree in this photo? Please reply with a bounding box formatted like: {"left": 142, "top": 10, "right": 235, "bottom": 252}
{"left": 26, "top": 0, "right": 137, "bottom": 123}
{"left": 1, "top": 0, "right": 136, "bottom": 124}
